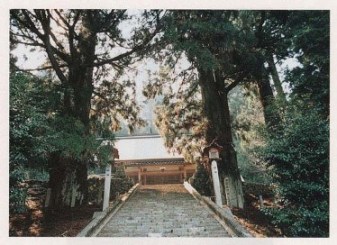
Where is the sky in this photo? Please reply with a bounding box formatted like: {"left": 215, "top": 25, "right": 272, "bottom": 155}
{"left": 114, "top": 135, "right": 183, "bottom": 160}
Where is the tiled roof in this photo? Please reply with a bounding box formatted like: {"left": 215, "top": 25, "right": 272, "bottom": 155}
{"left": 115, "top": 158, "right": 186, "bottom": 166}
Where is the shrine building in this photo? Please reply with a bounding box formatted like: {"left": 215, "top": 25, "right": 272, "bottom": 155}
{"left": 114, "top": 135, "right": 196, "bottom": 185}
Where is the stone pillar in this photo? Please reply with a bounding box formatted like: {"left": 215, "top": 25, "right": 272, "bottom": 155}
{"left": 138, "top": 168, "right": 142, "bottom": 184}
{"left": 224, "top": 175, "right": 244, "bottom": 208}
{"left": 211, "top": 160, "right": 223, "bottom": 207}
{"left": 103, "top": 164, "right": 112, "bottom": 211}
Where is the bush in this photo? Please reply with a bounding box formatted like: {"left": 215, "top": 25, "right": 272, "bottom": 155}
{"left": 190, "top": 163, "right": 212, "bottom": 196}
{"left": 110, "top": 166, "right": 134, "bottom": 199}
{"left": 87, "top": 166, "right": 134, "bottom": 205}
{"left": 9, "top": 164, "right": 27, "bottom": 214}
{"left": 262, "top": 108, "right": 329, "bottom": 237}
{"left": 9, "top": 187, "right": 27, "bottom": 214}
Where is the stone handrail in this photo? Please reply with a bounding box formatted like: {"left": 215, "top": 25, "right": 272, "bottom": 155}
{"left": 77, "top": 183, "right": 139, "bottom": 237}
{"left": 184, "top": 181, "right": 252, "bottom": 237}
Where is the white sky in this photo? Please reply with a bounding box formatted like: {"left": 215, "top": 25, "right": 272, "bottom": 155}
{"left": 114, "top": 136, "right": 183, "bottom": 160}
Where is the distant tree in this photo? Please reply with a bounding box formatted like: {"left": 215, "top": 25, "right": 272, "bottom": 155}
{"left": 253, "top": 11, "right": 290, "bottom": 102}
{"left": 228, "top": 85, "right": 269, "bottom": 183}
{"left": 285, "top": 11, "right": 329, "bottom": 117}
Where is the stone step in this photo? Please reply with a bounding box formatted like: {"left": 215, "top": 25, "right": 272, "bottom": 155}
{"left": 97, "top": 184, "right": 230, "bottom": 237}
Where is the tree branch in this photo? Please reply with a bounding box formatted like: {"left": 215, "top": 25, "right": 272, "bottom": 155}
{"left": 224, "top": 72, "right": 247, "bottom": 93}
{"left": 98, "top": 10, "right": 127, "bottom": 33}
{"left": 54, "top": 10, "right": 71, "bottom": 29}
{"left": 33, "top": 10, "right": 68, "bottom": 84}
{"left": 17, "top": 64, "right": 69, "bottom": 72}
{"left": 13, "top": 40, "right": 45, "bottom": 48}
{"left": 93, "top": 12, "right": 163, "bottom": 67}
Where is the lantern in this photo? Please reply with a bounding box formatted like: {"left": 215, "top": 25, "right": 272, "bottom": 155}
{"left": 202, "top": 142, "right": 223, "bottom": 161}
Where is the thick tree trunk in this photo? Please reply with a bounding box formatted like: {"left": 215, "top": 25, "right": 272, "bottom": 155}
{"left": 199, "top": 68, "right": 244, "bottom": 208}
{"left": 47, "top": 12, "right": 96, "bottom": 209}
{"left": 48, "top": 153, "right": 88, "bottom": 208}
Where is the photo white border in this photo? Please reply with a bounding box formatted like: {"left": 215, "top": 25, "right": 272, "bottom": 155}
{"left": 1, "top": 1, "right": 336, "bottom": 245}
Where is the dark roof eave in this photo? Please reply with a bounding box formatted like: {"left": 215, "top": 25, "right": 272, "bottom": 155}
{"left": 115, "top": 158, "right": 191, "bottom": 166}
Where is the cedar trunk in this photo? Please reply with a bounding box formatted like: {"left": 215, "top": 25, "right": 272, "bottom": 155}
{"left": 266, "top": 52, "right": 286, "bottom": 101}
{"left": 256, "top": 64, "right": 281, "bottom": 129}
{"left": 47, "top": 12, "right": 96, "bottom": 209}
{"left": 199, "top": 68, "right": 244, "bottom": 208}
{"left": 48, "top": 154, "right": 88, "bottom": 208}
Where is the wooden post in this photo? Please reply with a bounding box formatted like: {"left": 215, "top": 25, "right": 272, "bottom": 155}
{"left": 103, "top": 164, "right": 112, "bottom": 211}
{"left": 183, "top": 166, "right": 187, "bottom": 180}
{"left": 211, "top": 160, "right": 223, "bottom": 207}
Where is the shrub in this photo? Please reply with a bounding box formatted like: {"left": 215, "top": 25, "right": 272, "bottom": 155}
{"left": 9, "top": 187, "right": 27, "bottom": 214}
{"left": 262, "top": 108, "right": 329, "bottom": 237}
{"left": 190, "top": 163, "right": 212, "bottom": 196}
{"left": 87, "top": 166, "right": 134, "bottom": 205}
{"left": 110, "top": 166, "right": 134, "bottom": 199}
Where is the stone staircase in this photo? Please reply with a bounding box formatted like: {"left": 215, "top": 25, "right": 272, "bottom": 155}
{"left": 97, "top": 184, "right": 230, "bottom": 237}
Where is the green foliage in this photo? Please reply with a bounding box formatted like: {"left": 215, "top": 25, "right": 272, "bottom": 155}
{"left": 262, "top": 107, "right": 329, "bottom": 237}
{"left": 10, "top": 71, "right": 118, "bottom": 211}
{"left": 87, "top": 166, "right": 134, "bottom": 205}
{"left": 10, "top": 72, "right": 110, "bottom": 166}
{"left": 45, "top": 115, "right": 102, "bottom": 162}
{"left": 110, "top": 166, "right": 134, "bottom": 199}
{"left": 10, "top": 72, "right": 50, "bottom": 166}
{"left": 154, "top": 96, "right": 206, "bottom": 163}
{"left": 190, "top": 164, "right": 212, "bottom": 196}
{"left": 87, "top": 177, "right": 104, "bottom": 205}
{"left": 253, "top": 11, "right": 330, "bottom": 237}
{"left": 24, "top": 168, "right": 49, "bottom": 181}
{"left": 285, "top": 11, "right": 329, "bottom": 116}
{"left": 9, "top": 186, "right": 27, "bottom": 214}
{"left": 229, "top": 85, "right": 271, "bottom": 184}
{"left": 10, "top": 73, "right": 48, "bottom": 213}
{"left": 9, "top": 165, "right": 28, "bottom": 214}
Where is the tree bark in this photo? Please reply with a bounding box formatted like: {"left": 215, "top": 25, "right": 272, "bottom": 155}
{"left": 199, "top": 68, "right": 244, "bottom": 208}
{"left": 47, "top": 12, "right": 96, "bottom": 209}
{"left": 266, "top": 52, "right": 286, "bottom": 101}
{"left": 48, "top": 154, "right": 88, "bottom": 208}
{"left": 256, "top": 63, "right": 281, "bottom": 130}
